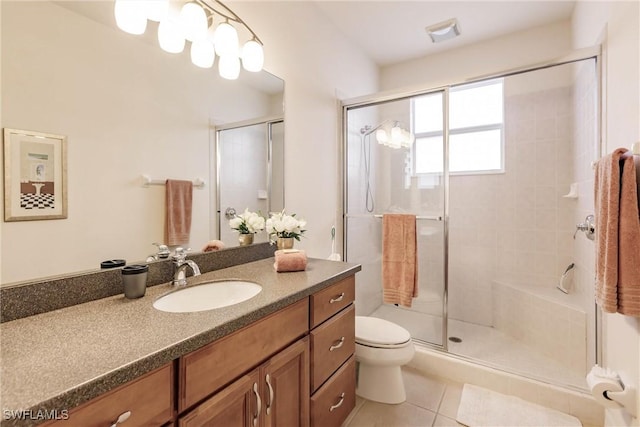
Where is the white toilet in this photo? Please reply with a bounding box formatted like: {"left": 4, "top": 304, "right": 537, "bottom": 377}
{"left": 355, "top": 316, "right": 415, "bottom": 404}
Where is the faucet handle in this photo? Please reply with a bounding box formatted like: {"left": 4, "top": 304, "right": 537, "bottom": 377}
{"left": 172, "top": 247, "right": 193, "bottom": 261}
{"left": 152, "top": 243, "right": 171, "bottom": 259}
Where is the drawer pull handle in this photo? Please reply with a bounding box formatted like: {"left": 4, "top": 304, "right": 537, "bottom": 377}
{"left": 329, "top": 337, "right": 345, "bottom": 352}
{"left": 265, "top": 373, "right": 274, "bottom": 415}
{"left": 252, "top": 382, "right": 261, "bottom": 427}
{"left": 329, "top": 393, "right": 345, "bottom": 412}
{"left": 330, "top": 293, "right": 345, "bottom": 304}
{"left": 110, "top": 411, "right": 131, "bottom": 427}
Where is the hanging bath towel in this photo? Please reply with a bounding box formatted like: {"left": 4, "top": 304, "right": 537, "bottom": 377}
{"left": 594, "top": 148, "right": 640, "bottom": 316}
{"left": 165, "top": 179, "right": 193, "bottom": 246}
{"left": 382, "top": 214, "right": 418, "bottom": 307}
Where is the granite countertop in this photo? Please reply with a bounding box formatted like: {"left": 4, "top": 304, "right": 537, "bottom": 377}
{"left": 0, "top": 257, "right": 360, "bottom": 425}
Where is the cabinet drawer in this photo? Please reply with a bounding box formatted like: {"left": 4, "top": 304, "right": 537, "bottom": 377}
{"left": 310, "top": 276, "right": 355, "bottom": 328}
{"left": 47, "top": 363, "right": 173, "bottom": 427}
{"left": 310, "top": 356, "right": 355, "bottom": 427}
{"left": 180, "top": 298, "right": 309, "bottom": 411}
{"left": 310, "top": 304, "right": 355, "bottom": 392}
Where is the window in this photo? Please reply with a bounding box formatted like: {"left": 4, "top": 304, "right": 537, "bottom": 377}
{"left": 412, "top": 79, "right": 504, "bottom": 174}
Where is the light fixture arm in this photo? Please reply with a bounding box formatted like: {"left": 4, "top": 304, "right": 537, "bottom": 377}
{"left": 197, "top": 0, "right": 263, "bottom": 45}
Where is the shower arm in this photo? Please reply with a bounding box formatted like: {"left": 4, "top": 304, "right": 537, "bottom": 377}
{"left": 360, "top": 120, "right": 402, "bottom": 137}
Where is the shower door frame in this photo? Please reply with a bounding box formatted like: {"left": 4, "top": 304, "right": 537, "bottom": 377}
{"left": 214, "top": 116, "right": 284, "bottom": 242}
{"left": 341, "top": 46, "right": 603, "bottom": 371}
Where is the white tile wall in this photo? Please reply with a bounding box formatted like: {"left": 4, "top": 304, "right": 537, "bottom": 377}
{"left": 492, "top": 281, "right": 587, "bottom": 374}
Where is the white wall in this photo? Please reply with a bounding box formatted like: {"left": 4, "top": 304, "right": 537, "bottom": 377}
{"left": 572, "top": 2, "right": 640, "bottom": 425}
{"left": 381, "top": 20, "right": 572, "bottom": 91}
{"left": 229, "top": 2, "right": 379, "bottom": 258}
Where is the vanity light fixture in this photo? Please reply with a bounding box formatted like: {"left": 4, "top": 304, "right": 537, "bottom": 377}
{"left": 114, "top": 0, "right": 264, "bottom": 79}
{"left": 425, "top": 18, "right": 461, "bottom": 43}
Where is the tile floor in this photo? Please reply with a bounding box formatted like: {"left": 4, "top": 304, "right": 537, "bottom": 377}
{"left": 343, "top": 367, "right": 600, "bottom": 427}
{"left": 343, "top": 366, "right": 464, "bottom": 427}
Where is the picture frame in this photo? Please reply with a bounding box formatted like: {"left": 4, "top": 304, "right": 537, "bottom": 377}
{"left": 3, "top": 128, "right": 68, "bottom": 221}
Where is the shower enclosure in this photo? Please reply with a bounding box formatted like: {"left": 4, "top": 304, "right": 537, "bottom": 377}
{"left": 216, "top": 118, "right": 284, "bottom": 245}
{"left": 343, "top": 52, "right": 600, "bottom": 390}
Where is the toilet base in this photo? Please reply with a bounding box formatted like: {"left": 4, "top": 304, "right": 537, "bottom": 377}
{"left": 356, "top": 362, "right": 406, "bottom": 404}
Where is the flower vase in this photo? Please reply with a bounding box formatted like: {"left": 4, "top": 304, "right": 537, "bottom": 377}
{"left": 276, "top": 237, "right": 294, "bottom": 250}
{"left": 238, "top": 233, "right": 254, "bottom": 246}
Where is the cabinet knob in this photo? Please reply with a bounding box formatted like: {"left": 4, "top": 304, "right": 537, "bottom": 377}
{"left": 265, "top": 373, "right": 274, "bottom": 415}
{"left": 329, "top": 293, "right": 345, "bottom": 304}
{"left": 329, "top": 337, "right": 345, "bottom": 352}
{"left": 252, "top": 382, "right": 261, "bottom": 427}
{"left": 110, "top": 411, "right": 131, "bottom": 427}
{"left": 329, "top": 393, "right": 345, "bottom": 412}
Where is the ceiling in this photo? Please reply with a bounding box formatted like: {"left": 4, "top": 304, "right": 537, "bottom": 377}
{"left": 312, "top": 1, "right": 576, "bottom": 66}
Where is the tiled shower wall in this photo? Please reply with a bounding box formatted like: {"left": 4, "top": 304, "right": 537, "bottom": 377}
{"left": 448, "top": 83, "right": 576, "bottom": 326}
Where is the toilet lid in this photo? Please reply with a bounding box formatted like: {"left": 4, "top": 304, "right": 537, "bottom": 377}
{"left": 355, "top": 316, "right": 411, "bottom": 347}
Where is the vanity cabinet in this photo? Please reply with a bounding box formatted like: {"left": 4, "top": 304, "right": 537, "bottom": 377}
{"left": 179, "top": 299, "right": 309, "bottom": 412}
{"left": 43, "top": 363, "right": 173, "bottom": 427}
{"left": 178, "top": 299, "right": 309, "bottom": 426}
{"left": 180, "top": 338, "right": 309, "bottom": 427}
{"left": 39, "top": 273, "right": 357, "bottom": 427}
{"left": 308, "top": 276, "right": 356, "bottom": 427}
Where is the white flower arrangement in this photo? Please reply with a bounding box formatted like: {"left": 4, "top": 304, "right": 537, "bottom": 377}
{"left": 266, "top": 210, "right": 307, "bottom": 241}
{"left": 229, "top": 209, "right": 265, "bottom": 234}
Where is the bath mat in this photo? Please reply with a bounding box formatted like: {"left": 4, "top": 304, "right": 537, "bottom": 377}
{"left": 456, "top": 384, "right": 582, "bottom": 427}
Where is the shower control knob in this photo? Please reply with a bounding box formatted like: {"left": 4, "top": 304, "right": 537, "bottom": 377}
{"left": 574, "top": 214, "right": 595, "bottom": 240}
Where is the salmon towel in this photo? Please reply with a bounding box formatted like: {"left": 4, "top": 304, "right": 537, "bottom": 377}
{"left": 594, "top": 148, "right": 640, "bottom": 316}
{"left": 274, "top": 249, "right": 308, "bottom": 272}
{"left": 382, "top": 214, "right": 418, "bottom": 307}
{"left": 165, "top": 179, "right": 193, "bottom": 246}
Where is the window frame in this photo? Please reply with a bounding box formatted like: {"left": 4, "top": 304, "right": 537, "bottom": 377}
{"left": 412, "top": 79, "right": 505, "bottom": 176}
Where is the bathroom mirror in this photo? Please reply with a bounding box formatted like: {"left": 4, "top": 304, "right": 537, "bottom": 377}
{"left": 0, "top": 1, "right": 284, "bottom": 285}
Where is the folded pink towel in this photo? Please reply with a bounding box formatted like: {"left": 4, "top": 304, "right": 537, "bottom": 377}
{"left": 165, "top": 179, "right": 193, "bottom": 246}
{"left": 382, "top": 214, "right": 418, "bottom": 308}
{"left": 274, "top": 250, "right": 307, "bottom": 272}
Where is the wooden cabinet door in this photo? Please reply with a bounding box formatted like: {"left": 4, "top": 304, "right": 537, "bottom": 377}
{"left": 262, "top": 338, "right": 310, "bottom": 427}
{"left": 179, "top": 370, "right": 260, "bottom": 427}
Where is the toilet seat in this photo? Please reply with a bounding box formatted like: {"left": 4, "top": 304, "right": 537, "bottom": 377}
{"left": 355, "top": 316, "right": 411, "bottom": 349}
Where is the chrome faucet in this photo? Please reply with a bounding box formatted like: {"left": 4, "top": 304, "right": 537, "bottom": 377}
{"left": 146, "top": 242, "right": 171, "bottom": 262}
{"left": 171, "top": 247, "right": 201, "bottom": 286}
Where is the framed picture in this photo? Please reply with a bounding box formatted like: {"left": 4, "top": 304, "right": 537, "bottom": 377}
{"left": 3, "top": 128, "right": 68, "bottom": 221}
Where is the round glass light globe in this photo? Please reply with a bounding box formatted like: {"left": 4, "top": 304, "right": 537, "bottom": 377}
{"left": 179, "top": 2, "right": 208, "bottom": 42}
{"left": 158, "top": 19, "right": 185, "bottom": 53}
{"left": 144, "top": 0, "right": 169, "bottom": 22}
{"left": 114, "top": 0, "right": 147, "bottom": 35}
{"left": 219, "top": 55, "right": 240, "bottom": 80}
{"left": 241, "top": 40, "right": 264, "bottom": 72}
{"left": 191, "top": 40, "right": 215, "bottom": 68}
{"left": 214, "top": 23, "right": 239, "bottom": 57}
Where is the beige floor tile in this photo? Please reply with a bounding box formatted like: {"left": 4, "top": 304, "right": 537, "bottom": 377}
{"left": 342, "top": 396, "right": 368, "bottom": 427}
{"left": 433, "top": 414, "right": 462, "bottom": 427}
{"left": 437, "top": 383, "right": 464, "bottom": 419}
{"left": 402, "top": 367, "right": 447, "bottom": 412}
{"left": 346, "top": 401, "right": 436, "bottom": 427}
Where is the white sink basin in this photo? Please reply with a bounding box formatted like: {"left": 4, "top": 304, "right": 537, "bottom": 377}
{"left": 153, "top": 280, "right": 262, "bottom": 313}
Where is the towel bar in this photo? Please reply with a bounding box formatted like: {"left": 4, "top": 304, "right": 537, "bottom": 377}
{"left": 345, "top": 214, "right": 443, "bottom": 221}
{"left": 141, "top": 174, "right": 205, "bottom": 188}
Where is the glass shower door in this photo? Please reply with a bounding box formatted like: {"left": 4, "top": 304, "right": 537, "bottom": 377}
{"left": 344, "top": 89, "right": 448, "bottom": 347}
{"left": 217, "top": 120, "right": 284, "bottom": 246}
